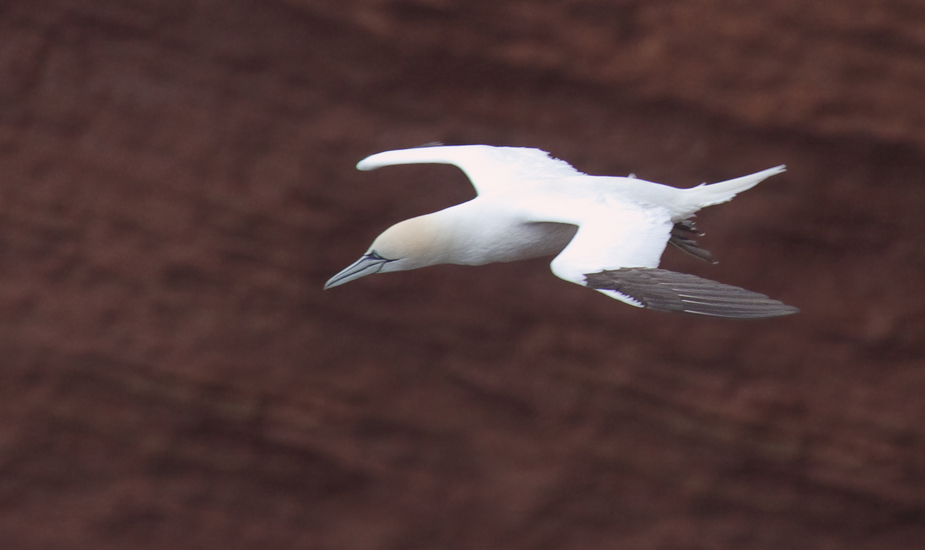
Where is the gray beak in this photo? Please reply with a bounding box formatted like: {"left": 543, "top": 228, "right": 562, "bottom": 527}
{"left": 324, "top": 254, "right": 390, "bottom": 289}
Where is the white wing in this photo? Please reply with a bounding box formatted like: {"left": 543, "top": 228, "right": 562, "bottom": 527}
{"left": 356, "top": 145, "right": 585, "bottom": 195}
{"left": 547, "top": 202, "right": 799, "bottom": 317}
{"left": 549, "top": 203, "right": 674, "bottom": 307}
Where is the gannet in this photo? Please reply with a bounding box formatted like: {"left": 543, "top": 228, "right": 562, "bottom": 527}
{"left": 325, "top": 145, "right": 798, "bottom": 318}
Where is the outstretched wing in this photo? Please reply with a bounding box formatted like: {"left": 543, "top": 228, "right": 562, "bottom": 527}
{"left": 548, "top": 202, "right": 675, "bottom": 304}
{"left": 356, "top": 145, "right": 585, "bottom": 195}
{"left": 585, "top": 268, "right": 799, "bottom": 318}
{"left": 547, "top": 203, "right": 798, "bottom": 318}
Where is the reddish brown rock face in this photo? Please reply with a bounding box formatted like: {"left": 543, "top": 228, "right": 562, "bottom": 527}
{"left": 0, "top": 1, "right": 923, "bottom": 549}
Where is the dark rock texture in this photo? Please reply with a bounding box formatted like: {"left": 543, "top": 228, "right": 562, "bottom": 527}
{"left": 1, "top": 0, "right": 923, "bottom": 548}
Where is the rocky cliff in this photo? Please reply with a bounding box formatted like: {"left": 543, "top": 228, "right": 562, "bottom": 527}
{"left": 0, "top": 1, "right": 922, "bottom": 548}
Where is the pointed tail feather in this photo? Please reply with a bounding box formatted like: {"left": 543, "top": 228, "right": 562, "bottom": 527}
{"left": 682, "top": 165, "right": 786, "bottom": 210}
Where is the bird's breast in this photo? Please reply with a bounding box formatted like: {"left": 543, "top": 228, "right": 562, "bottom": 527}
{"left": 451, "top": 220, "right": 578, "bottom": 266}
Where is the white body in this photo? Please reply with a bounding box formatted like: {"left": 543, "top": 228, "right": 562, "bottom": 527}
{"left": 326, "top": 145, "right": 796, "bottom": 318}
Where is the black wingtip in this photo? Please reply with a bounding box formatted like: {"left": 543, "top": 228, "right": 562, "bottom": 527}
{"left": 585, "top": 268, "right": 799, "bottom": 319}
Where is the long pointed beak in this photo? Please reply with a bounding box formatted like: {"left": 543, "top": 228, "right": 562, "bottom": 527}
{"left": 324, "top": 255, "right": 389, "bottom": 289}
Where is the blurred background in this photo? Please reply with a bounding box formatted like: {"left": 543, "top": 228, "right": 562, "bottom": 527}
{"left": 1, "top": 0, "right": 923, "bottom": 548}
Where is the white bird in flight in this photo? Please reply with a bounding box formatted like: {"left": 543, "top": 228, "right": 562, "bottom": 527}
{"left": 325, "top": 145, "right": 798, "bottom": 318}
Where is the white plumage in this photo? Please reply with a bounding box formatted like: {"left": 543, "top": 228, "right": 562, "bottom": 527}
{"left": 326, "top": 145, "right": 797, "bottom": 318}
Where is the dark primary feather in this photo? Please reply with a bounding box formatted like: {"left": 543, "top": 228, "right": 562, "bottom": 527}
{"left": 668, "top": 220, "right": 716, "bottom": 263}
{"left": 585, "top": 268, "right": 799, "bottom": 318}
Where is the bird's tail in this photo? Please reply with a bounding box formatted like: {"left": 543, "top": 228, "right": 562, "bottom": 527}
{"left": 681, "top": 165, "right": 786, "bottom": 210}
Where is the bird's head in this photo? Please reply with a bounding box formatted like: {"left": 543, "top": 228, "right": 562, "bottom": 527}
{"left": 324, "top": 215, "right": 449, "bottom": 289}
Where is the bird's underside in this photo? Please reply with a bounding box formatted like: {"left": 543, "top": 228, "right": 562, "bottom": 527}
{"left": 584, "top": 268, "right": 799, "bottom": 318}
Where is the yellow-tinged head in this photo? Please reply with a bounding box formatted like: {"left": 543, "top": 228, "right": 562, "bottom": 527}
{"left": 324, "top": 214, "right": 451, "bottom": 289}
